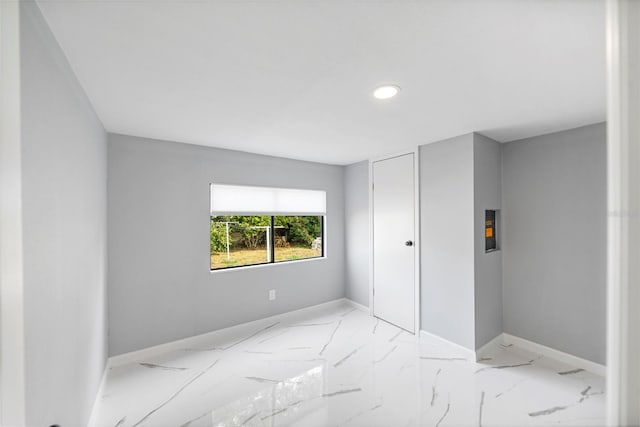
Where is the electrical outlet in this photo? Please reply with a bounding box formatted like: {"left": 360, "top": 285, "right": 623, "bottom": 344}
{"left": 268, "top": 289, "right": 276, "bottom": 301}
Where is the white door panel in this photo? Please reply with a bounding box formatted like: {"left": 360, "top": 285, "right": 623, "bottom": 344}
{"left": 373, "top": 153, "right": 415, "bottom": 332}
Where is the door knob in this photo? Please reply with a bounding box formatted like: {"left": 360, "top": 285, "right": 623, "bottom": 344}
{"left": 405, "top": 240, "right": 413, "bottom": 246}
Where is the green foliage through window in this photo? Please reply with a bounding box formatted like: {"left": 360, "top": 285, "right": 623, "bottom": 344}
{"left": 210, "top": 215, "right": 323, "bottom": 270}
{"left": 210, "top": 221, "right": 229, "bottom": 253}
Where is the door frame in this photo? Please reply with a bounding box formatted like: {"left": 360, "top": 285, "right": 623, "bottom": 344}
{"left": 368, "top": 147, "right": 421, "bottom": 335}
{"left": 0, "top": 1, "right": 27, "bottom": 424}
{"left": 605, "top": 1, "right": 640, "bottom": 425}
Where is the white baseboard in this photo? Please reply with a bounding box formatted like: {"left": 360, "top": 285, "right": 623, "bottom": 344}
{"left": 502, "top": 333, "right": 606, "bottom": 377}
{"left": 419, "top": 330, "right": 476, "bottom": 361}
{"left": 109, "top": 297, "right": 351, "bottom": 367}
{"left": 419, "top": 331, "right": 606, "bottom": 376}
{"left": 344, "top": 298, "right": 369, "bottom": 313}
{"left": 475, "top": 334, "right": 504, "bottom": 361}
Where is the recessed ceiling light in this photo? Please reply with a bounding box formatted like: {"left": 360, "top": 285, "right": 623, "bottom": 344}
{"left": 373, "top": 85, "right": 401, "bottom": 100}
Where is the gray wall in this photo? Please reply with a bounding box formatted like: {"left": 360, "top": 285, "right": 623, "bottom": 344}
{"left": 344, "top": 161, "right": 370, "bottom": 307}
{"left": 473, "top": 134, "right": 503, "bottom": 349}
{"left": 502, "top": 123, "right": 606, "bottom": 364}
{"left": 420, "top": 134, "right": 476, "bottom": 350}
{"left": 108, "top": 134, "right": 345, "bottom": 356}
{"left": 20, "top": 2, "right": 108, "bottom": 425}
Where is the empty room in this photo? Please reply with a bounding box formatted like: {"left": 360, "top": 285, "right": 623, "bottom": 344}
{"left": 1, "top": 0, "right": 639, "bottom": 426}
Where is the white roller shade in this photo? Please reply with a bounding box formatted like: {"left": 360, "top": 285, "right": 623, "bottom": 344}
{"left": 210, "top": 184, "right": 326, "bottom": 216}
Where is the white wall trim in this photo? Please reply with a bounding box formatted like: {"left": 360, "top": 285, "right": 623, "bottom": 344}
{"left": 109, "top": 298, "right": 351, "bottom": 367}
{"left": 368, "top": 147, "right": 421, "bottom": 335}
{"left": 420, "top": 330, "right": 476, "bottom": 361}
{"left": 344, "top": 298, "right": 368, "bottom": 313}
{"left": 420, "top": 330, "right": 606, "bottom": 376}
{"left": 367, "top": 157, "right": 374, "bottom": 318}
{"left": 413, "top": 147, "right": 421, "bottom": 336}
{"left": 605, "top": 1, "right": 640, "bottom": 425}
{"left": 0, "top": 1, "right": 27, "bottom": 425}
{"left": 474, "top": 333, "right": 503, "bottom": 361}
{"left": 503, "top": 333, "right": 606, "bottom": 377}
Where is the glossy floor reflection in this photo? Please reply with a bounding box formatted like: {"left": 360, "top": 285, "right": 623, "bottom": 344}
{"left": 93, "top": 302, "right": 605, "bottom": 426}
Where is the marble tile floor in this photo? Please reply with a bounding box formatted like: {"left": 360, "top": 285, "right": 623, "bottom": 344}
{"left": 93, "top": 302, "right": 605, "bottom": 427}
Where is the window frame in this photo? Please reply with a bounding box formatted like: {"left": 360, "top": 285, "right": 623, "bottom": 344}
{"left": 209, "top": 215, "right": 325, "bottom": 271}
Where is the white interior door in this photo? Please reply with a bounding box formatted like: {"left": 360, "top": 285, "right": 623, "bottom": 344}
{"left": 372, "top": 153, "right": 415, "bottom": 332}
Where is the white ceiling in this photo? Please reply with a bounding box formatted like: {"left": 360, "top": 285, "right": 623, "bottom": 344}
{"left": 37, "top": 0, "right": 605, "bottom": 165}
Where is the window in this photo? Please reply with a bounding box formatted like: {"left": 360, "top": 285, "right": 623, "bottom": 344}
{"left": 210, "top": 184, "right": 325, "bottom": 270}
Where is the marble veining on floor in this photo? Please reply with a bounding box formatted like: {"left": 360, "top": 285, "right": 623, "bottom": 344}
{"left": 92, "top": 303, "right": 605, "bottom": 426}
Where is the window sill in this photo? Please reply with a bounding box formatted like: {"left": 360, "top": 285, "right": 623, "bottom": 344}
{"left": 209, "top": 256, "right": 327, "bottom": 274}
